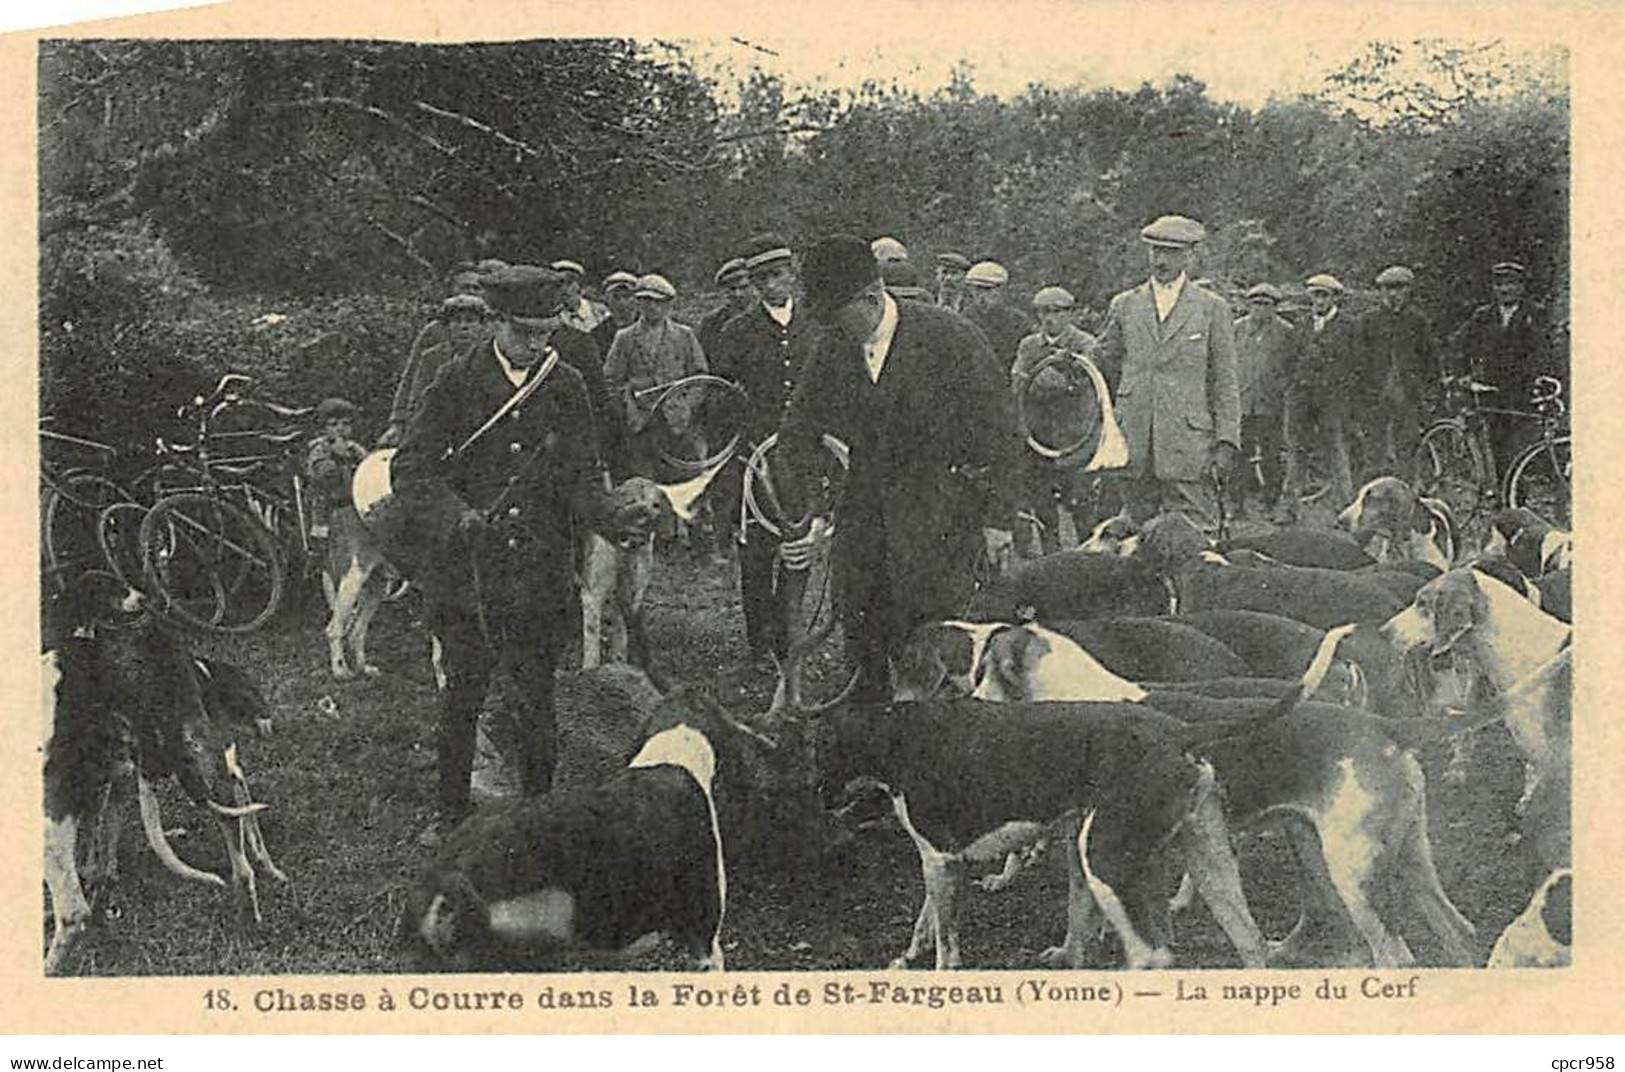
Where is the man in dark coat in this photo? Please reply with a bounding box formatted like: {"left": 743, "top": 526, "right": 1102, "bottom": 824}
{"left": 961, "top": 260, "right": 1031, "bottom": 375}
{"left": 1230, "top": 282, "right": 1295, "bottom": 517}
{"left": 697, "top": 257, "right": 757, "bottom": 365}
{"left": 712, "top": 233, "right": 818, "bottom": 658}
{"left": 1278, "top": 273, "right": 1361, "bottom": 520}
{"left": 775, "top": 235, "right": 1022, "bottom": 701}
{"left": 1449, "top": 261, "right": 1563, "bottom": 477}
{"left": 1358, "top": 265, "right": 1440, "bottom": 473}
{"left": 378, "top": 267, "right": 490, "bottom": 447}
{"left": 590, "top": 270, "right": 640, "bottom": 360}
{"left": 390, "top": 265, "right": 630, "bottom": 844}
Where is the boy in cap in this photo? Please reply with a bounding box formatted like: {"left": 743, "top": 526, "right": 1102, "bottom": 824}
{"left": 1092, "top": 214, "right": 1240, "bottom": 530}
{"left": 713, "top": 233, "right": 819, "bottom": 658}
{"left": 1358, "top": 265, "right": 1439, "bottom": 472}
{"left": 775, "top": 234, "right": 1021, "bottom": 701}
{"left": 389, "top": 264, "right": 635, "bottom": 844}
{"left": 1449, "top": 260, "right": 1562, "bottom": 477}
{"left": 1011, "top": 286, "right": 1100, "bottom": 553}
{"left": 935, "top": 251, "right": 971, "bottom": 312}
{"left": 602, "top": 273, "right": 710, "bottom": 477}
{"left": 307, "top": 396, "right": 369, "bottom": 539}
{"left": 1278, "top": 273, "right": 1360, "bottom": 519}
{"left": 1230, "top": 282, "right": 1296, "bottom": 519}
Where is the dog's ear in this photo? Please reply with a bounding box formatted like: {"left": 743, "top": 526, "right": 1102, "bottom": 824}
{"left": 1432, "top": 574, "right": 1482, "bottom": 655}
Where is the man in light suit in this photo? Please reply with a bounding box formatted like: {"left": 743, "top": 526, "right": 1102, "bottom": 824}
{"left": 1092, "top": 214, "right": 1240, "bottom": 530}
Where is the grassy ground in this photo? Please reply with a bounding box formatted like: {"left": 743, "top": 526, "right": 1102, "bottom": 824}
{"left": 52, "top": 532, "right": 1542, "bottom": 976}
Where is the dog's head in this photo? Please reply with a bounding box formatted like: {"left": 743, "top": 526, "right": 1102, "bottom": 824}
{"left": 1485, "top": 507, "right": 1568, "bottom": 577}
{"left": 399, "top": 867, "right": 495, "bottom": 972}
{"left": 973, "top": 623, "right": 1148, "bottom": 704}
{"left": 605, "top": 476, "right": 677, "bottom": 549}
{"left": 1134, "top": 512, "right": 1212, "bottom": 579}
{"left": 1079, "top": 514, "right": 1140, "bottom": 556}
{"left": 1381, "top": 568, "right": 1487, "bottom": 661}
{"left": 42, "top": 570, "right": 143, "bottom": 648}
{"left": 890, "top": 621, "right": 1002, "bottom": 701}
{"left": 1339, "top": 476, "right": 1419, "bottom": 536}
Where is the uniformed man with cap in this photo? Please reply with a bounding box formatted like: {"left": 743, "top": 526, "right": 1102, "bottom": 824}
{"left": 1092, "top": 214, "right": 1240, "bottom": 529}
{"left": 1449, "top": 260, "right": 1562, "bottom": 477}
{"left": 602, "top": 273, "right": 710, "bottom": 477}
{"left": 1011, "top": 286, "right": 1101, "bottom": 553}
{"left": 551, "top": 259, "right": 610, "bottom": 335}
{"left": 935, "top": 251, "right": 971, "bottom": 312}
{"left": 698, "top": 257, "right": 758, "bottom": 366}
{"left": 1278, "top": 273, "right": 1361, "bottom": 519}
{"left": 379, "top": 266, "right": 491, "bottom": 448}
{"left": 389, "top": 265, "right": 633, "bottom": 844}
{"left": 775, "top": 234, "right": 1022, "bottom": 701}
{"left": 1358, "top": 265, "right": 1440, "bottom": 472}
{"left": 712, "top": 232, "right": 819, "bottom": 659}
{"left": 1229, "top": 282, "right": 1297, "bottom": 518}
{"left": 961, "top": 260, "right": 1031, "bottom": 374}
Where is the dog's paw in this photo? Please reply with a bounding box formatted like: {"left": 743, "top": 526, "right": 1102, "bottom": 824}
{"left": 331, "top": 663, "right": 355, "bottom": 682}
{"left": 887, "top": 954, "right": 914, "bottom": 970}
{"left": 1038, "top": 944, "right": 1087, "bottom": 969}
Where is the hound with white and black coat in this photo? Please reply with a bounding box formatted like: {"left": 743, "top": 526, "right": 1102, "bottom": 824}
{"left": 812, "top": 697, "right": 1268, "bottom": 970}
{"left": 401, "top": 690, "right": 786, "bottom": 971}
{"left": 1487, "top": 868, "right": 1571, "bottom": 968}
{"left": 1381, "top": 567, "right": 1573, "bottom": 876}
{"left": 1339, "top": 476, "right": 1456, "bottom": 573}
{"left": 1083, "top": 513, "right": 1379, "bottom": 572}
{"left": 973, "top": 622, "right": 1479, "bottom": 968}
{"left": 1485, "top": 507, "right": 1572, "bottom": 579}
{"left": 42, "top": 575, "right": 281, "bottom": 975}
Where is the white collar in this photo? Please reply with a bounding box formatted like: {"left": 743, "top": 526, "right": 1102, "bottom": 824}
{"left": 764, "top": 296, "right": 793, "bottom": 326}
{"left": 1149, "top": 273, "right": 1186, "bottom": 320}
{"left": 492, "top": 338, "right": 536, "bottom": 390}
{"left": 1149, "top": 273, "right": 1186, "bottom": 297}
{"left": 863, "top": 293, "right": 900, "bottom": 383}
{"left": 1313, "top": 305, "right": 1340, "bottom": 331}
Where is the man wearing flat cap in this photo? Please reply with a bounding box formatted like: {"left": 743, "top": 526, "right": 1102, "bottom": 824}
{"left": 389, "top": 264, "right": 634, "bottom": 844}
{"left": 552, "top": 259, "right": 610, "bottom": 335}
{"left": 1228, "top": 282, "right": 1296, "bottom": 518}
{"left": 1010, "top": 286, "right": 1101, "bottom": 553}
{"left": 603, "top": 273, "right": 710, "bottom": 478}
{"left": 1091, "top": 214, "right": 1240, "bottom": 530}
{"left": 962, "top": 260, "right": 1031, "bottom": 376}
{"left": 774, "top": 234, "right": 1022, "bottom": 700}
{"left": 379, "top": 266, "right": 491, "bottom": 448}
{"left": 713, "top": 233, "right": 819, "bottom": 658}
{"left": 698, "top": 257, "right": 758, "bottom": 366}
{"left": 1358, "top": 265, "right": 1439, "bottom": 473}
{"left": 935, "top": 251, "right": 971, "bottom": 312}
{"left": 591, "top": 270, "right": 640, "bottom": 360}
{"left": 1449, "top": 260, "right": 1562, "bottom": 477}
{"left": 1278, "top": 273, "right": 1361, "bottom": 520}
{"left": 870, "top": 235, "right": 909, "bottom": 265}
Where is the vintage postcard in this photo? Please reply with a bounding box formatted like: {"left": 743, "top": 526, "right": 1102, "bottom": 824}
{"left": 3, "top": 0, "right": 1622, "bottom": 1036}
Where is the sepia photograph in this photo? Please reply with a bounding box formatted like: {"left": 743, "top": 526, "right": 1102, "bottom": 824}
{"left": 13, "top": 0, "right": 1607, "bottom": 1037}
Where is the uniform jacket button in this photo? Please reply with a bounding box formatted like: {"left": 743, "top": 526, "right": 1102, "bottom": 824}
{"left": 507, "top": 537, "right": 519, "bottom": 550}
{"left": 507, "top": 506, "right": 521, "bottom": 518}
{"left": 509, "top": 441, "right": 522, "bottom": 453}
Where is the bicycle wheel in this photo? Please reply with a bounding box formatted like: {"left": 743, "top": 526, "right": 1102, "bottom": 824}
{"left": 1504, "top": 435, "right": 1571, "bottom": 528}
{"left": 140, "top": 493, "right": 285, "bottom": 633}
{"left": 42, "top": 472, "right": 135, "bottom": 588}
{"left": 1411, "top": 420, "right": 1492, "bottom": 526}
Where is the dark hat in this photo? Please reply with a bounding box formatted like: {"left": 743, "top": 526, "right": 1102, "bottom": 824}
{"left": 481, "top": 265, "right": 568, "bottom": 319}
{"left": 1492, "top": 261, "right": 1527, "bottom": 277}
{"left": 1139, "top": 215, "right": 1206, "bottom": 248}
{"left": 715, "top": 258, "right": 750, "bottom": 286}
{"left": 742, "top": 232, "right": 794, "bottom": 272}
{"left": 802, "top": 235, "right": 882, "bottom": 320}
{"left": 882, "top": 260, "right": 930, "bottom": 300}
{"left": 935, "top": 251, "right": 972, "bottom": 271}
{"left": 316, "top": 397, "right": 356, "bottom": 420}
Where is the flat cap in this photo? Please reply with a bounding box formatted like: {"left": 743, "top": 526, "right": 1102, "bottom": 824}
{"left": 481, "top": 264, "right": 568, "bottom": 319}
{"left": 965, "top": 261, "right": 1009, "bottom": 288}
{"left": 549, "top": 259, "right": 586, "bottom": 277}
{"left": 1304, "top": 273, "right": 1345, "bottom": 294}
{"left": 1032, "top": 285, "right": 1076, "bottom": 310}
{"left": 803, "top": 234, "right": 881, "bottom": 320}
{"left": 1139, "top": 214, "right": 1206, "bottom": 248}
{"left": 935, "top": 251, "right": 971, "bottom": 271}
{"left": 742, "top": 232, "right": 794, "bottom": 272}
{"left": 1375, "top": 265, "right": 1416, "bottom": 286}
{"left": 634, "top": 273, "right": 677, "bottom": 301}
{"left": 602, "top": 270, "right": 639, "bottom": 293}
{"left": 441, "top": 293, "right": 490, "bottom": 316}
{"left": 882, "top": 260, "right": 930, "bottom": 300}
{"left": 475, "top": 258, "right": 511, "bottom": 275}
{"left": 1245, "top": 282, "right": 1283, "bottom": 303}
{"left": 714, "top": 257, "right": 750, "bottom": 286}
{"left": 1492, "top": 261, "right": 1527, "bottom": 276}
{"left": 870, "top": 235, "right": 909, "bottom": 263}
{"left": 316, "top": 396, "right": 356, "bottom": 420}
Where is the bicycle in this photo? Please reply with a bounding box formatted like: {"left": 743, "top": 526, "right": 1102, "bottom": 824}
{"left": 39, "top": 421, "right": 139, "bottom": 593}
{"left": 1411, "top": 373, "right": 1569, "bottom": 528}
{"left": 128, "top": 373, "right": 316, "bottom": 633}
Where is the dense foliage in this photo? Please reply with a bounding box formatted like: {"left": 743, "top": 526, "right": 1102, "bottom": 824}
{"left": 38, "top": 38, "right": 1567, "bottom": 449}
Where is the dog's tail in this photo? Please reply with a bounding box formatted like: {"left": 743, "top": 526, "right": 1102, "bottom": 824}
{"left": 1249, "top": 622, "right": 1366, "bottom": 726}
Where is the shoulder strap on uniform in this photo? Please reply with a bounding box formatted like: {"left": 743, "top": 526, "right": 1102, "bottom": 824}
{"left": 449, "top": 347, "right": 561, "bottom": 458}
